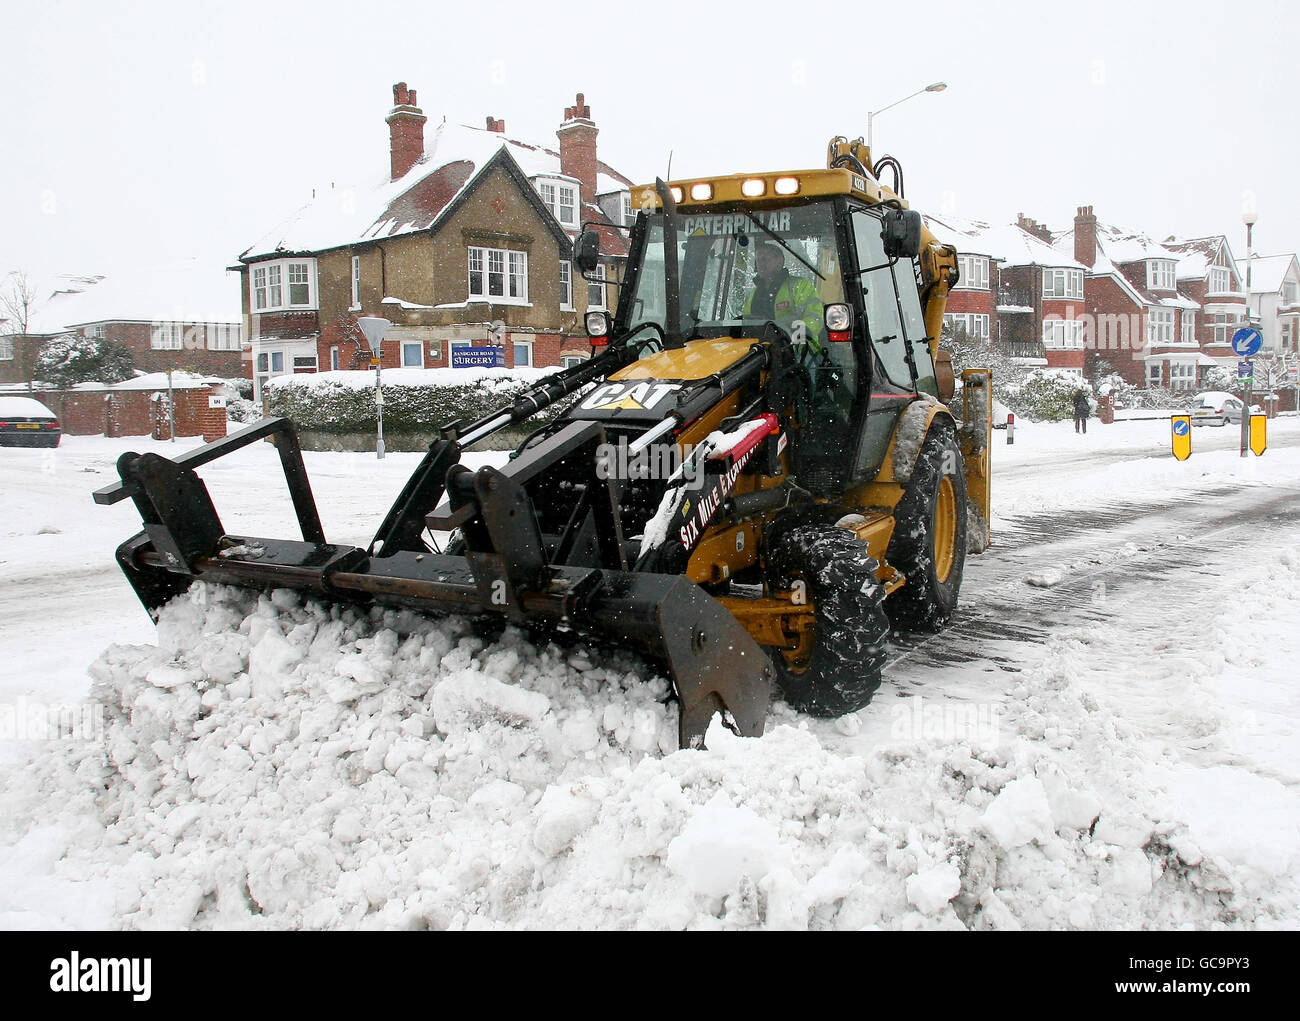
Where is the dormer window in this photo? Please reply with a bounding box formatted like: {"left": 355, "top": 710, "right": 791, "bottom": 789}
{"left": 536, "top": 178, "right": 578, "bottom": 228}
{"left": 1147, "top": 260, "right": 1176, "bottom": 290}
{"left": 1208, "top": 266, "right": 1232, "bottom": 294}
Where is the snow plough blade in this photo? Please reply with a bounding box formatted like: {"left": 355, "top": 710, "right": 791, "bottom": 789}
{"left": 93, "top": 417, "right": 772, "bottom": 749}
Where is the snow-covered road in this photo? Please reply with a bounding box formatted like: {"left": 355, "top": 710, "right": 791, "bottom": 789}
{"left": 1, "top": 417, "right": 1298, "bottom": 929}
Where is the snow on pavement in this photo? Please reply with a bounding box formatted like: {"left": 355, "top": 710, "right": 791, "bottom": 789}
{"left": 1, "top": 418, "right": 1299, "bottom": 929}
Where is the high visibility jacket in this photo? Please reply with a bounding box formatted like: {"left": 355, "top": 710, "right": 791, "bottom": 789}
{"left": 743, "top": 270, "right": 825, "bottom": 354}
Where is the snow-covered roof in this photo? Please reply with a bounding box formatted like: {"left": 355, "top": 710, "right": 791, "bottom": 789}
{"left": 242, "top": 120, "right": 634, "bottom": 260}
{"left": 1, "top": 273, "right": 104, "bottom": 336}
{"left": 924, "top": 214, "right": 1085, "bottom": 269}
{"left": 597, "top": 173, "right": 629, "bottom": 197}
{"left": 57, "top": 261, "right": 241, "bottom": 328}
{"left": 6, "top": 263, "right": 240, "bottom": 337}
{"left": 1244, "top": 253, "right": 1299, "bottom": 294}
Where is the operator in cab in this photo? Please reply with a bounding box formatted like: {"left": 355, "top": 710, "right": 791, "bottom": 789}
{"left": 743, "top": 241, "right": 826, "bottom": 357}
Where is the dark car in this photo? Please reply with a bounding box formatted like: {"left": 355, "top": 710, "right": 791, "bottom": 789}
{"left": 0, "top": 396, "right": 62, "bottom": 447}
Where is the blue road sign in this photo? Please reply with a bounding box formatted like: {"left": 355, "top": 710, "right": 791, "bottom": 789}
{"left": 1238, "top": 359, "right": 1253, "bottom": 378}
{"left": 1172, "top": 418, "right": 1190, "bottom": 437}
{"left": 1232, "top": 327, "right": 1263, "bottom": 356}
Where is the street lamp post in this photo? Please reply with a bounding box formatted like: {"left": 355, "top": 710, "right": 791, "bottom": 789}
{"left": 358, "top": 316, "right": 392, "bottom": 459}
{"left": 867, "top": 81, "right": 947, "bottom": 153}
{"left": 1240, "top": 207, "right": 1256, "bottom": 458}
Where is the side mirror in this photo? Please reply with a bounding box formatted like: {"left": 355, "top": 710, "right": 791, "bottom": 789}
{"left": 882, "top": 209, "right": 923, "bottom": 260}
{"left": 573, "top": 230, "right": 601, "bottom": 275}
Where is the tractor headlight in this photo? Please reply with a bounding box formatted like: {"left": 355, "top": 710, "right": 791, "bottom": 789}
{"left": 774, "top": 176, "right": 800, "bottom": 196}
{"left": 585, "top": 310, "right": 610, "bottom": 338}
{"left": 825, "top": 303, "right": 852, "bottom": 331}
{"left": 741, "top": 178, "right": 766, "bottom": 197}
{"left": 689, "top": 182, "right": 713, "bottom": 201}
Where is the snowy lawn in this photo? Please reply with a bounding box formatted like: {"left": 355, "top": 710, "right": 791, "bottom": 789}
{"left": 1, "top": 417, "right": 1299, "bottom": 929}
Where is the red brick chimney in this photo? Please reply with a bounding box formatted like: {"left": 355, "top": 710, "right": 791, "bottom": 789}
{"left": 386, "top": 82, "right": 427, "bottom": 181}
{"left": 557, "top": 92, "right": 598, "bottom": 208}
{"left": 485, "top": 116, "right": 506, "bottom": 134}
{"left": 1074, "top": 205, "right": 1098, "bottom": 269}
{"left": 1016, "top": 213, "right": 1052, "bottom": 244}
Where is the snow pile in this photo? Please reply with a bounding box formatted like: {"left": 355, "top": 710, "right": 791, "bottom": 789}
{"left": 5, "top": 568, "right": 1299, "bottom": 930}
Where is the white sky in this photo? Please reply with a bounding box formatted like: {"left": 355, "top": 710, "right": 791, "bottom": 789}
{"left": 2, "top": 0, "right": 1296, "bottom": 297}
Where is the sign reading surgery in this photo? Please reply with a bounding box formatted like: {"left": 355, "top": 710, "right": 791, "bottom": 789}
{"left": 1171, "top": 414, "right": 1192, "bottom": 461}
{"left": 452, "top": 346, "right": 505, "bottom": 368}
{"left": 679, "top": 211, "right": 793, "bottom": 236}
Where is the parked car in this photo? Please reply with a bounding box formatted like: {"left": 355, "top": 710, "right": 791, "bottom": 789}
{"left": 1189, "top": 392, "right": 1263, "bottom": 427}
{"left": 0, "top": 396, "right": 62, "bottom": 447}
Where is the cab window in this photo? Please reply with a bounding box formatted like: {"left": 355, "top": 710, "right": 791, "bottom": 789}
{"left": 852, "top": 210, "right": 913, "bottom": 389}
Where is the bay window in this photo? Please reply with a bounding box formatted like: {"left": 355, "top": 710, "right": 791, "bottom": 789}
{"left": 250, "top": 259, "right": 317, "bottom": 312}
{"left": 1208, "top": 266, "right": 1232, "bottom": 294}
{"left": 1043, "top": 268, "right": 1084, "bottom": 300}
{"left": 1147, "top": 309, "right": 1174, "bottom": 345}
{"left": 955, "top": 255, "right": 989, "bottom": 290}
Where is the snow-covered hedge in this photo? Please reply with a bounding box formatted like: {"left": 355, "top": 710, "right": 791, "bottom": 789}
{"left": 264, "top": 367, "right": 572, "bottom": 440}
{"left": 1001, "top": 369, "right": 1093, "bottom": 422}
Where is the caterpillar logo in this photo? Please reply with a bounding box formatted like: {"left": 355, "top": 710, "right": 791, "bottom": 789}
{"left": 580, "top": 382, "right": 681, "bottom": 412}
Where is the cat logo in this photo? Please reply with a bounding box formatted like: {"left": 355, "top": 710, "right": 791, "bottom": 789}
{"left": 580, "top": 381, "right": 681, "bottom": 412}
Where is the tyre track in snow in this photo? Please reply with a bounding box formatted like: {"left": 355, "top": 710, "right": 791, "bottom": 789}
{"left": 883, "top": 479, "right": 1300, "bottom": 695}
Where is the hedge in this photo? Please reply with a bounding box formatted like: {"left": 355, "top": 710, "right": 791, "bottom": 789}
{"left": 264, "top": 371, "right": 577, "bottom": 448}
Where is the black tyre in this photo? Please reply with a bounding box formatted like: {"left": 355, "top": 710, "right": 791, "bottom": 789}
{"left": 766, "top": 522, "right": 891, "bottom": 717}
{"left": 886, "top": 425, "right": 968, "bottom": 631}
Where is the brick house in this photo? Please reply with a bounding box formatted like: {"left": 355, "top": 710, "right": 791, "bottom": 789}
{"left": 0, "top": 265, "right": 243, "bottom": 385}
{"left": 237, "top": 84, "right": 635, "bottom": 401}
{"left": 1162, "top": 235, "right": 1247, "bottom": 375}
{"left": 924, "top": 214, "right": 1089, "bottom": 375}
{"left": 1055, "top": 207, "right": 1202, "bottom": 389}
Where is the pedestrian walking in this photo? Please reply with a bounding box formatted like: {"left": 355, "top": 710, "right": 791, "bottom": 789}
{"left": 1072, "top": 389, "right": 1091, "bottom": 434}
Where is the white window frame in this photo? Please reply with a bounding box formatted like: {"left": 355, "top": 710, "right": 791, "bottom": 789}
{"left": 587, "top": 264, "right": 607, "bottom": 310}
{"left": 956, "top": 255, "right": 990, "bottom": 290}
{"left": 942, "top": 313, "right": 989, "bottom": 339}
{"left": 292, "top": 354, "right": 318, "bottom": 373}
{"left": 468, "top": 246, "right": 529, "bottom": 305}
{"left": 85, "top": 323, "right": 107, "bottom": 341}
{"left": 1042, "top": 318, "right": 1083, "bottom": 350}
{"left": 400, "top": 340, "right": 425, "bottom": 368}
{"left": 559, "top": 260, "right": 573, "bottom": 310}
{"left": 330, "top": 346, "right": 340, "bottom": 371}
{"left": 560, "top": 354, "right": 587, "bottom": 368}
{"left": 1180, "top": 312, "right": 1195, "bottom": 345}
{"left": 1169, "top": 361, "right": 1196, "bottom": 389}
{"left": 1208, "top": 266, "right": 1232, "bottom": 294}
{"left": 205, "top": 323, "right": 241, "bottom": 351}
{"left": 1146, "top": 308, "right": 1174, "bottom": 345}
{"left": 151, "top": 322, "right": 184, "bottom": 350}
{"left": 622, "top": 193, "right": 635, "bottom": 226}
{"left": 512, "top": 339, "right": 533, "bottom": 368}
{"left": 1212, "top": 312, "right": 1238, "bottom": 345}
{"left": 0, "top": 336, "right": 13, "bottom": 360}
{"left": 250, "top": 258, "right": 318, "bottom": 312}
{"left": 1043, "top": 268, "right": 1084, "bottom": 300}
{"left": 351, "top": 255, "right": 361, "bottom": 310}
{"left": 1148, "top": 363, "right": 1163, "bottom": 385}
{"left": 536, "top": 178, "right": 578, "bottom": 229}
{"left": 1147, "top": 260, "right": 1176, "bottom": 290}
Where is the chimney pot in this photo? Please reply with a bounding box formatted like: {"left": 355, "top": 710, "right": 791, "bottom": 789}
{"left": 387, "top": 81, "right": 426, "bottom": 181}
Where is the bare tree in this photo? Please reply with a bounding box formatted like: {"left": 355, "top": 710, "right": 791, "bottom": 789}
{"left": 0, "top": 270, "right": 39, "bottom": 391}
